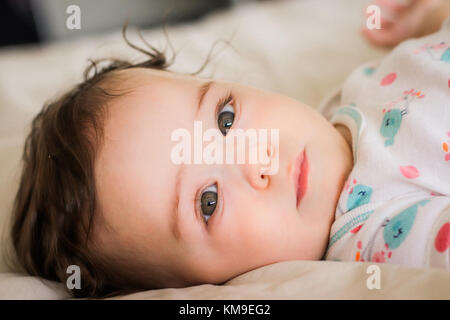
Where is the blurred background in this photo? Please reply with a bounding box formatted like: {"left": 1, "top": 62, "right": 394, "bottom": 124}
{"left": 0, "top": 0, "right": 271, "bottom": 46}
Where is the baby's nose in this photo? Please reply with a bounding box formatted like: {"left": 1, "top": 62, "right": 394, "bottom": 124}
{"left": 244, "top": 161, "right": 270, "bottom": 190}
{"left": 243, "top": 142, "right": 276, "bottom": 190}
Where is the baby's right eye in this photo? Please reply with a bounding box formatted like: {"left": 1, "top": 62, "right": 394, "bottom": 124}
{"left": 216, "top": 93, "right": 235, "bottom": 136}
{"left": 218, "top": 104, "right": 235, "bottom": 136}
{"left": 199, "top": 183, "right": 218, "bottom": 224}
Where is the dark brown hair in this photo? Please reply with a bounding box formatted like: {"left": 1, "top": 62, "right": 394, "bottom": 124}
{"left": 9, "top": 24, "right": 230, "bottom": 298}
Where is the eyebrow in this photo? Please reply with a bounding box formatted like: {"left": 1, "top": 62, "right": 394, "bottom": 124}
{"left": 171, "top": 164, "right": 184, "bottom": 242}
{"left": 197, "top": 80, "right": 214, "bottom": 115}
{"left": 170, "top": 81, "right": 215, "bottom": 241}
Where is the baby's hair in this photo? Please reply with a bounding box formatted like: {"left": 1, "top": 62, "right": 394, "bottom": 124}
{"left": 9, "top": 23, "right": 234, "bottom": 298}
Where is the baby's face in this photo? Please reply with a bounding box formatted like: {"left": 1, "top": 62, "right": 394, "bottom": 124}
{"left": 93, "top": 68, "right": 353, "bottom": 287}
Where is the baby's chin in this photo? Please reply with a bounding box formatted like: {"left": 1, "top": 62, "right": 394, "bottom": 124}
{"left": 301, "top": 141, "right": 350, "bottom": 217}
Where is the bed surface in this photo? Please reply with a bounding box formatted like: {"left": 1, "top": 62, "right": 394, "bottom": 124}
{"left": 1, "top": 0, "right": 448, "bottom": 299}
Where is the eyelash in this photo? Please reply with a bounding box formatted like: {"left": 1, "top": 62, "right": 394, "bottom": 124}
{"left": 215, "top": 91, "right": 234, "bottom": 117}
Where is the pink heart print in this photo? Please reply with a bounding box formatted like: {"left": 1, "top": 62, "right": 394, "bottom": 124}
{"left": 435, "top": 223, "right": 450, "bottom": 253}
{"left": 400, "top": 165, "right": 420, "bottom": 179}
{"left": 380, "top": 72, "right": 397, "bottom": 86}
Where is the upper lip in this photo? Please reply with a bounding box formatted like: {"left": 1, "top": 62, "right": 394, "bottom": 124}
{"left": 292, "top": 149, "right": 307, "bottom": 208}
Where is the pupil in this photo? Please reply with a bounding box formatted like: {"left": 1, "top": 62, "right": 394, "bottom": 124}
{"left": 218, "top": 111, "right": 234, "bottom": 135}
{"left": 201, "top": 191, "right": 217, "bottom": 216}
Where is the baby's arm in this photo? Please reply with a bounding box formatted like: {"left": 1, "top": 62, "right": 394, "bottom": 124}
{"left": 363, "top": 0, "right": 450, "bottom": 47}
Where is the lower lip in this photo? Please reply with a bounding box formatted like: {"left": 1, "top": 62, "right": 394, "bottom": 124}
{"left": 296, "top": 150, "right": 309, "bottom": 208}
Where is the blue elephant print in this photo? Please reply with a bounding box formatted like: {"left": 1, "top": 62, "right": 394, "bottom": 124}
{"left": 380, "top": 89, "right": 425, "bottom": 147}
{"left": 383, "top": 199, "right": 430, "bottom": 250}
{"left": 347, "top": 184, "right": 373, "bottom": 211}
{"left": 441, "top": 47, "right": 450, "bottom": 62}
{"left": 380, "top": 109, "right": 404, "bottom": 147}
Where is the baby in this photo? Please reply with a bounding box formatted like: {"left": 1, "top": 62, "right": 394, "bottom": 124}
{"left": 10, "top": 0, "right": 450, "bottom": 298}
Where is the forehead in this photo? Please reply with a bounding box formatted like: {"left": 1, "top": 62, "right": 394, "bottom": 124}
{"left": 116, "top": 67, "right": 201, "bottom": 92}
{"left": 103, "top": 68, "right": 204, "bottom": 141}
{"left": 93, "top": 68, "right": 200, "bottom": 245}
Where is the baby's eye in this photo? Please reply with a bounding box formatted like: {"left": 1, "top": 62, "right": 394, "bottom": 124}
{"left": 200, "top": 183, "right": 218, "bottom": 224}
{"left": 217, "top": 103, "right": 235, "bottom": 136}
